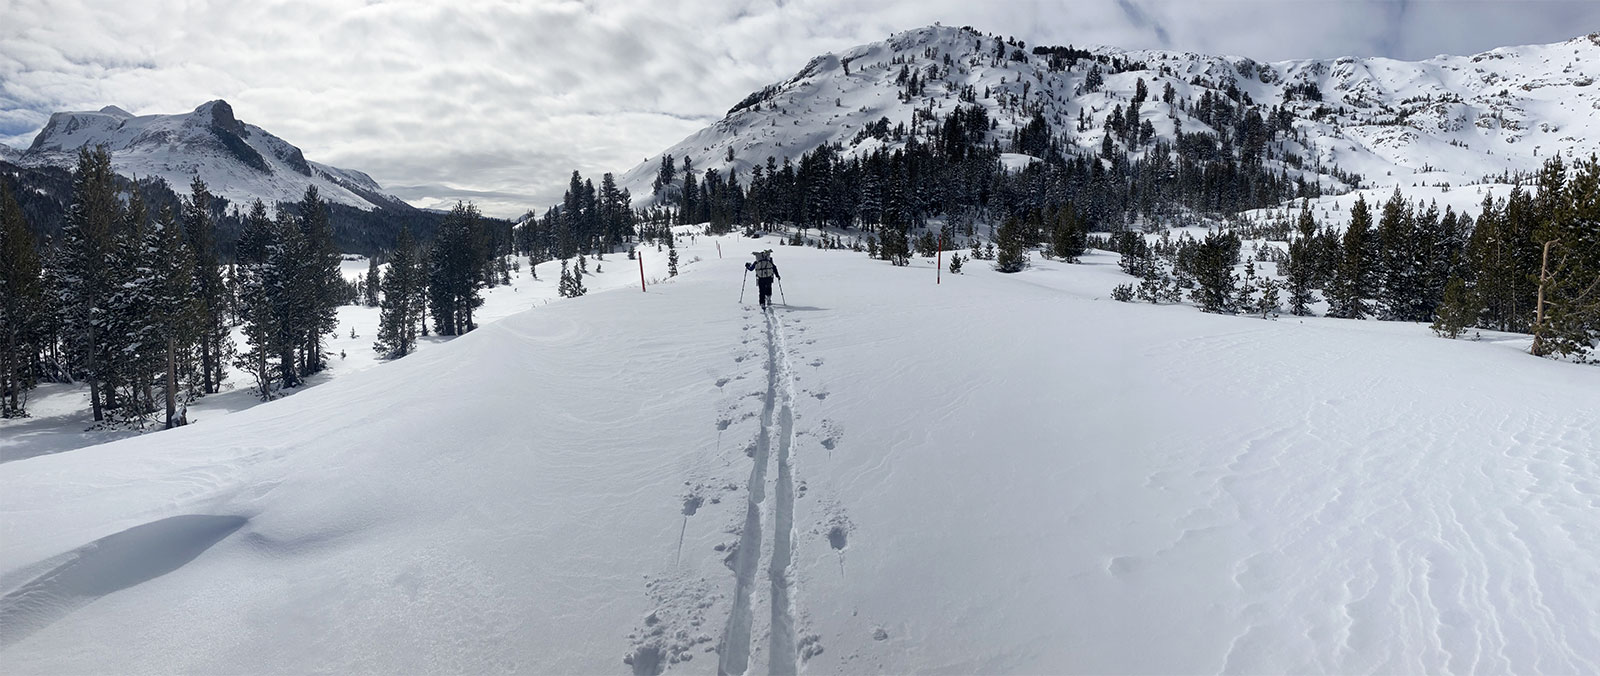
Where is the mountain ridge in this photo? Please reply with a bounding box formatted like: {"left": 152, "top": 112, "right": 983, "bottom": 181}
{"left": 12, "top": 99, "right": 409, "bottom": 213}
{"left": 618, "top": 25, "right": 1600, "bottom": 212}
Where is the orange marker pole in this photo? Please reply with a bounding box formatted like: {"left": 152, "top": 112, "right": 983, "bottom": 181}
{"left": 638, "top": 252, "right": 646, "bottom": 292}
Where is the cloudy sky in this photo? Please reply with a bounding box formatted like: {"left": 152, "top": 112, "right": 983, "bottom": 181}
{"left": 3, "top": 0, "right": 1597, "bottom": 217}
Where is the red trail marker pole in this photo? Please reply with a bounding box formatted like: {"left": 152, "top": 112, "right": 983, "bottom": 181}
{"left": 937, "top": 234, "right": 943, "bottom": 285}
{"left": 638, "top": 252, "right": 646, "bottom": 292}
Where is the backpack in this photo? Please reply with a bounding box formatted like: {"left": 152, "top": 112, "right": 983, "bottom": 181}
{"left": 753, "top": 255, "right": 777, "bottom": 279}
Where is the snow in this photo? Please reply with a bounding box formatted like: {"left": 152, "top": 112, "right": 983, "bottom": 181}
{"left": 12, "top": 100, "right": 402, "bottom": 211}
{"left": 618, "top": 26, "right": 1600, "bottom": 217}
{"left": 4, "top": 232, "right": 1598, "bottom": 673}
{"left": 0, "top": 246, "right": 676, "bottom": 463}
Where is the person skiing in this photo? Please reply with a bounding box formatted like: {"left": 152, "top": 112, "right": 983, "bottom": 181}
{"left": 745, "top": 250, "right": 781, "bottom": 308}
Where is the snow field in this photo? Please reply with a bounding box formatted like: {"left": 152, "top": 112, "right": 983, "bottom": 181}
{"left": 0, "top": 243, "right": 686, "bottom": 463}
{"left": 2, "top": 232, "right": 1598, "bottom": 674}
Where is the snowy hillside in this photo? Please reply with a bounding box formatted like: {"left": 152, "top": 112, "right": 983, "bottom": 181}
{"left": 12, "top": 100, "right": 407, "bottom": 211}
{"left": 619, "top": 25, "right": 1600, "bottom": 206}
{"left": 4, "top": 235, "right": 1598, "bottom": 673}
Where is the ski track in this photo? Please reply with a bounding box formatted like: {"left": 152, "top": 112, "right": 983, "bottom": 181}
{"left": 719, "top": 306, "right": 801, "bottom": 676}
{"left": 768, "top": 308, "right": 799, "bottom": 676}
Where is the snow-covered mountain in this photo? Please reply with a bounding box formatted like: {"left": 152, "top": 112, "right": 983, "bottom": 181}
{"left": 620, "top": 25, "right": 1600, "bottom": 204}
{"left": 12, "top": 100, "right": 407, "bottom": 211}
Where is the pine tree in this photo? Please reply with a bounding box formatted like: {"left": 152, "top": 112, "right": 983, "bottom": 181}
{"left": 994, "top": 214, "right": 1029, "bottom": 272}
{"left": 428, "top": 202, "right": 486, "bottom": 335}
{"left": 105, "top": 189, "right": 159, "bottom": 423}
{"left": 1529, "top": 156, "right": 1600, "bottom": 358}
{"left": 667, "top": 239, "right": 680, "bottom": 277}
{"left": 185, "top": 177, "right": 232, "bottom": 393}
{"left": 375, "top": 227, "right": 420, "bottom": 359}
{"left": 1286, "top": 206, "right": 1318, "bottom": 315}
{"left": 267, "top": 209, "right": 306, "bottom": 389}
{"left": 233, "top": 200, "right": 279, "bottom": 399}
{"left": 1256, "top": 277, "right": 1282, "bottom": 319}
{"left": 1190, "top": 230, "right": 1240, "bottom": 314}
{"left": 57, "top": 146, "right": 121, "bottom": 421}
{"left": 1327, "top": 195, "right": 1374, "bottom": 319}
{"left": 1049, "top": 205, "right": 1085, "bottom": 261}
{"left": 365, "top": 256, "right": 381, "bottom": 307}
{"left": 1375, "top": 189, "right": 1425, "bottom": 321}
{"left": 1, "top": 183, "right": 45, "bottom": 417}
{"left": 1234, "top": 258, "right": 1258, "bottom": 311}
{"left": 295, "top": 186, "right": 341, "bottom": 374}
{"left": 1431, "top": 275, "right": 1477, "bottom": 339}
{"left": 557, "top": 259, "right": 587, "bottom": 298}
{"left": 150, "top": 205, "right": 197, "bottom": 427}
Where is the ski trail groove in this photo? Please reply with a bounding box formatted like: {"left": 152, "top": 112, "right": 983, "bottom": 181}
{"left": 767, "top": 309, "right": 799, "bottom": 676}
{"left": 717, "top": 309, "right": 802, "bottom": 676}
{"left": 718, "top": 309, "right": 781, "bottom": 676}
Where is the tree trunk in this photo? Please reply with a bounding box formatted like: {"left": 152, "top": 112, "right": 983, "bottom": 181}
{"left": 165, "top": 336, "right": 178, "bottom": 428}
{"left": 202, "top": 329, "right": 216, "bottom": 394}
{"left": 87, "top": 378, "right": 101, "bottom": 421}
{"left": 1531, "top": 239, "right": 1556, "bottom": 357}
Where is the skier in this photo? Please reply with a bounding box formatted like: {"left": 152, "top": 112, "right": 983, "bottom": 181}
{"left": 745, "top": 250, "right": 781, "bottom": 308}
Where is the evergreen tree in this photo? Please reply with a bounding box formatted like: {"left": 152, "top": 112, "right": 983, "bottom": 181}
{"left": 365, "top": 256, "right": 381, "bottom": 307}
{"left": 1286, "top": 206, "right": 1318, "bottom": 315}
{"left": 1530, "top": 156, "right": 1600, "bottom": 357}
{"left": 233, "top": 200, "right": 279, "bottom": 399}
{"left": 1190, "top": 230, "right": 1240, "bottom": 314}
{"left": 668, "top": 238, "right": 680, "bottom": 277}
{"left": 295, "top": 186, "right": 341, "bottom": 375}
{"left": 428, "top": 202, "right": 486, "bottom": 335}
{"left": 1256, "top": 276, "right": 1282, "bottom": 319}
{"left": 1431, "top": 275, "right": 1477, "bottom": 339}
{"left": 1327, "top": 195, "right": 1375, "bottom": 319}
{"left": 1, "top": 183, "right": 45, "bottom": 417}
{"left": 994, "top": 214, "right": 1029, "bottom": 272}
{"left": 1375, "top": 188, "right": 1425, "bottom": 321}
{"left": 267, "top": 210, "right": 307, "bottom": 389}
{"left": 184, "top": 177, "right": 232, "bottom": 393}
{"left": 880, "top": 223, "right": 911, "bottom": 266}
{"left": 374, "top": 227, "right": 421, "bottom": 358}
{"left": 149, "top": 205, "right": 198, "bottom": 427}
{"left": 105, "top": 189, "right": 159, "bottom": 422}
{"left": 1049, "top": 205, "right": 1086, "bottom": 261}
{"left": 57, "top": 146, "right": 121, "bottom": 421}
{"left": 1234, "top": 258, "right": 1258, "bottom": 310}
{"left": 557, "top": 259, "right": 587, "bottom": 298}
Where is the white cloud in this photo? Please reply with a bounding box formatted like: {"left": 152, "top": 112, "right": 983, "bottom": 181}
{"left": 3, "top": 0, "right": 1595, "bottom": 217}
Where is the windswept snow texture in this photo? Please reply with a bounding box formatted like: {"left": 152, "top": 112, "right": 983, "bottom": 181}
{"left": 3, "top": 236, "right": 1599, "bottom": 673}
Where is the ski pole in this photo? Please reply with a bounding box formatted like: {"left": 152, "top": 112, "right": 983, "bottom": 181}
{"left": 778, "top": 278, "right": 787, "bottom": 305}
{"left": 740, "top": 269, "right": 749, "bottom": 303}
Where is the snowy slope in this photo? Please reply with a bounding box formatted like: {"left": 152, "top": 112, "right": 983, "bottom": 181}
{"left": 3, "top": 236, "right": 1598, "bottom": 673}
{"left": 13, "top": 100, "right": 406, "bottom": 211}
{"left": 620, "top": 26, "right": 1600, "bottom": 206}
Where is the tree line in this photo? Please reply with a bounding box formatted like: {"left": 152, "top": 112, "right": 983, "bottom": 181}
{"left": 1, "top": 147, "right": 348, "bottom": 423}
{"left": 1106, "top": 156, "right": 1598, "bottom": 360}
